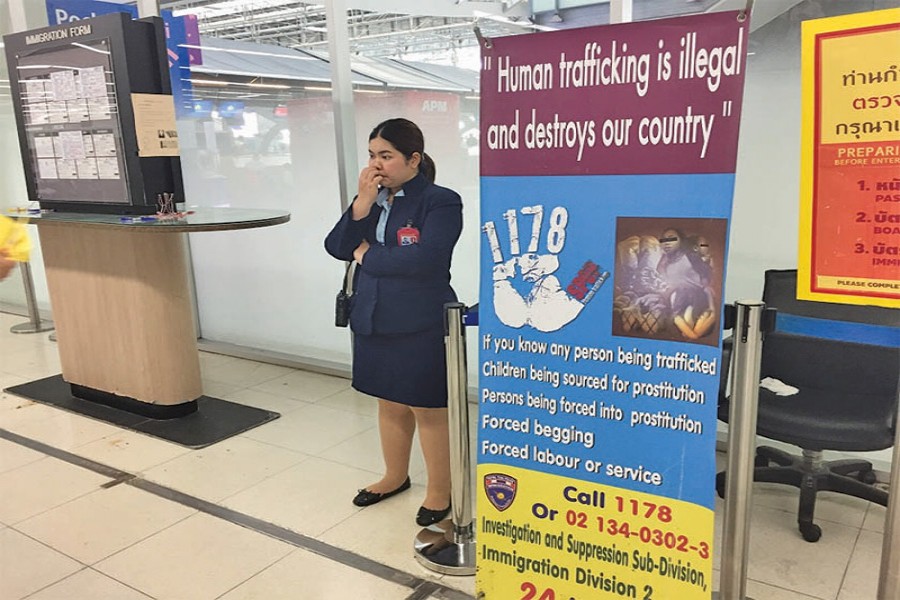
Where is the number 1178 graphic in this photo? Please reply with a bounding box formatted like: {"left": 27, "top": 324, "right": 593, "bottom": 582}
{"left": 482, "top": 205, "right": 568, "bottom": 262}
{"left": 483, "top": 204, "right": 608, "bottom": 332}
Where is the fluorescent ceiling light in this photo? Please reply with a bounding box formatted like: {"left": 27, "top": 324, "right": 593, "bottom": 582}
{"left": 190, "top": 78, "right": 290, "bottom": 90}
{"left": 172, "top": 0, "right": 302, "bottom": 18}
{"left": 178, "top": 44, "right": 317, "bottom": 61}
{"left": 190, "top": 78, "right": 229, "bottom": 86}
{"left": 247, "top": 82, "right": 290, "bottom": 89}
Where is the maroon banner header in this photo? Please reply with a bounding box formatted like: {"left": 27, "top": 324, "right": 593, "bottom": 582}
{"left": 480, "top": 11, "right": 749, "bottom": 176}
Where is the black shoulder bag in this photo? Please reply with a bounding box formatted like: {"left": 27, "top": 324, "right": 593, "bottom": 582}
{"left": 334, "top": 261, "right": 356, "bottom": 327}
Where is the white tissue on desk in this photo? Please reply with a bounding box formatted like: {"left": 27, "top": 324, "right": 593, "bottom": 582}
{"left": 760, "top": 377, "right": 799, "bottom": 396}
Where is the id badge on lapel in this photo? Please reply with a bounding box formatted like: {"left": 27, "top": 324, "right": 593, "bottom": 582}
{"left": 397, "top": 220, "right": 420, "bottom": 246}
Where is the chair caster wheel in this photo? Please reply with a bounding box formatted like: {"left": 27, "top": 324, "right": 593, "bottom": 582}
{"left": 715, "top": 473, "right": 726, "bottom": 499}
{"left": 857, "top": 469, "right": 877, "bottom": 485}
{"left": 799, "top": 522, "right": 822, "bottom": 543}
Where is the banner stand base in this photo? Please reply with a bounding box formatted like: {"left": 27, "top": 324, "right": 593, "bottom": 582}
{"left": 10, "top": 320, "right": 54, "bottom": 334}
{"left": 413, "top": 520, "right": 476, "bottom": 576}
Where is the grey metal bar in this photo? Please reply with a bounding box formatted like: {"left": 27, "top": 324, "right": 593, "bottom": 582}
{"left": 136, "top": 0, "right": 159, "bottom": 18}
{"left": 414, "top": 302, "right": 475, "bottom": 575}
{"left": 325, "top": 0, "right": 360, "bottom": 212}
{"left": 718, "top": 301, "right": 765, "bottom": 600}
{"left": 609, "top": 0, "right": 633, "bottom": 24}
{"left": 8, "top": 0, "right": 27, "bottom": 29}
{"left": 10, "top": 261, "right": 54, "bottom": 334}
{"left": 878, "top": 421, "right": 900, "bottom": 600}
{"left": 447, "top": 303, "right": 474, "bottom": 537}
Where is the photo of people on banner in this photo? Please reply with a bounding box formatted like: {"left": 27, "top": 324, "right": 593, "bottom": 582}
{"left": 613, "top": 217, "right": 727, "bottom": 346}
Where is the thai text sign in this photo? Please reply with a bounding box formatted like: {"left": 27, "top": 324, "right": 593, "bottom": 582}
{"left": 798, "top": 8, "right": 900, "bottom": 307}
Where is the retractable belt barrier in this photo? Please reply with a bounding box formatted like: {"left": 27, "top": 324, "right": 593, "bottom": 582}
{"left": 414, "top": 302, "right": 477, "bottom": 575}
{"left": 713, "top": 301, "right": 773, "bottom": 600}
{"left": 879, "top": 427, "right": 900, "bottom": 600}
{"left": 412, "top": 299, "right": 898, "bottom": 594}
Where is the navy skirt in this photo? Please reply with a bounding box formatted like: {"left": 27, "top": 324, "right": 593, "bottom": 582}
{"left": 352, "top": 327, "right": 448, "bottom": 408}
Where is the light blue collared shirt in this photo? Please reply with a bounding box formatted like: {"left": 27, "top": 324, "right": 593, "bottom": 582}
{"left": 374, "top": 187, "right": 404, "bottom": 244}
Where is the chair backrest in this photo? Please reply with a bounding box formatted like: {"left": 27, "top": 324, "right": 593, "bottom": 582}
{"left": 755, "top": 271, "right": 899, "bottom": 451}
{"left": 763, "top": 269, "right": 899, "bottom": 347}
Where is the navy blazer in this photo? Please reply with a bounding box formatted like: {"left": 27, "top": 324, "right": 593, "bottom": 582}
{"left": 325, "top": 172, "right": 463, "bottom": 335}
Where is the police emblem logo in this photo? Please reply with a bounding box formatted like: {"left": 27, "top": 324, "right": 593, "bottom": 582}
{"left": 484, "top": 473, "right": 517, "bottom": 511}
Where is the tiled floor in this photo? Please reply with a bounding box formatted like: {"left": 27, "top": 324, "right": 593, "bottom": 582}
{"left": 0, "top": 311, "right": 889, "bottom": 599}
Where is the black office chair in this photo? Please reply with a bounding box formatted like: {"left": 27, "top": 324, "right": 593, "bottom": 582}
{"left": 717, "top": 269, "right": 899, "bottom": 542}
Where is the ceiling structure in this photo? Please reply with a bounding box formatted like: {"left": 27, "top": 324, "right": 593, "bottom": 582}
{"left": 160, "top": 0, "right": 537, "bottom": 61}
{"left": 159, "top": 0, "right": 805, "bottom": 64}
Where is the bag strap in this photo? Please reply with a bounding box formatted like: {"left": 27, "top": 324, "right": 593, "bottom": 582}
{"left": 343, "top": 261, "right": 356, "bottom": 295}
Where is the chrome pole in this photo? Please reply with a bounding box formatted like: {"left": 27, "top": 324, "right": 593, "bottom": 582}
{"left": 414, "top": 302, "right": 476, "bottom": 575}
{"left": 716, "top": 301, "right": 765, "bottom": 600}
{"left": 10, "top": 261, "right": 54, "bottom": 334}
{"left": 878, "top": 417, "right": 900, "bottom": 600}
{"left": 325, "top": 0, "right": 359, "bottom": 212}
{"left": 136, "top": 0, "right": 159, "bottom": 18}
{"left": 609, "top": 0, "right": 633, "bottom": 24}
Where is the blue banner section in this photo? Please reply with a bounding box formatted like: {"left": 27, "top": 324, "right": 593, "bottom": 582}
{"left": 479, "top": 173, "right": 733, "bottom": 509}
{"left": 46, "top": 0, "right": 137, "bottom": 25}
{"left": 776, "top": 314, "right": 900, "bottom": 348}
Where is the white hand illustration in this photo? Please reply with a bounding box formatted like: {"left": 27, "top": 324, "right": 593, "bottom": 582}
{"left": 492, "top": 253, "right": 588, "bottom": 332}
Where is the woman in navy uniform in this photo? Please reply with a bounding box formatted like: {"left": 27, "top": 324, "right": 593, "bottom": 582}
{"left": 325, "top": 118, "right": 463, "bottom": 526}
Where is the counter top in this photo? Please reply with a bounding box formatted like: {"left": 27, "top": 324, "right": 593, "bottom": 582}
{"left": 7, "top": 207, "right": 290, "bottom": 233}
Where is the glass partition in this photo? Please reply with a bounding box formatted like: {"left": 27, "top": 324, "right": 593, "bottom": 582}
{"left": 3, "top": 0, "right": 893, "bottom": 389}
{"left": 0, "top": 0, "right": 45, "bottom": 310}
{"left": 169, "top": 0, "right": 895, "bottom": 377}
{"left": 171, "top": 8, "right": 486, "bottom": 371}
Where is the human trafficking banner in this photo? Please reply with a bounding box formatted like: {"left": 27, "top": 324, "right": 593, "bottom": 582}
{"left": 477, "top": 11, "right": 749, "bottom": 600}
{"left": 797, "top": 8, "right": 900, "bottom": 308}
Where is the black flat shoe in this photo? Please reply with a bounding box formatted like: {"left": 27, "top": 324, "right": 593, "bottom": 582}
{"left": 416, "top": 504, "right": 451, "bottom": 526}
{"left": 352, "top": 476, "right": 411, "bottom": 507}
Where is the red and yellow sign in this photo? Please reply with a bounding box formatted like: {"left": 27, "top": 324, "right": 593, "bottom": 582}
{"left": 798, "top": 8, "right": 900, "bottom": 307}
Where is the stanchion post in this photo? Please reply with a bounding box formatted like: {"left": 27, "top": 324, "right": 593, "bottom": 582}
{"left": 10, "top": 261, "right": 54, "bottom": 334}
{"left": 414, "top": 301, "right": 476, "bottom": 575}
{"left": 878, "top": 422, "right": 900, "bottom": 600}
{"left": 716, "top": 301, "right": 767, "bottom": 600}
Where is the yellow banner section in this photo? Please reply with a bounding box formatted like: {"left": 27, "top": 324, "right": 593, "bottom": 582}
{"left": 816, "top": 275, "right": 900, "bottom": 294}
{"left": 819, "top": 29, "right": 900, "bottom": 145}
{"left": 798, "top": 8, "right": 900, "bottom": 308}
{"left": 476, "top": 464, "right": 713, "bottom": 600}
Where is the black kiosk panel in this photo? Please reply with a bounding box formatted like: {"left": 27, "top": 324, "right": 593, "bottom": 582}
{"left": 4, "top": 13, "right": 183, "bottom": 214}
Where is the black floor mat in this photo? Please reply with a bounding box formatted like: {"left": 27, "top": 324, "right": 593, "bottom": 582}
{"left": 4, "top": 375, "right": 280, "bottom": 449}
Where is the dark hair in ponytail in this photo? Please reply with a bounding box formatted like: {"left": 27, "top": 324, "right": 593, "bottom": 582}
{"left": 369, "top": 118, "right": 436, "bottom": 182}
